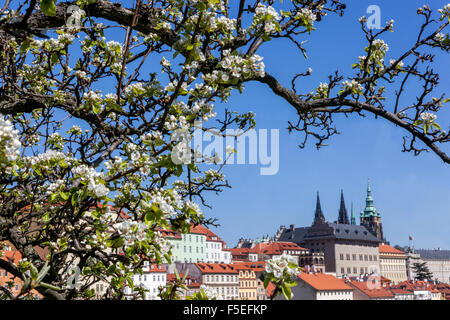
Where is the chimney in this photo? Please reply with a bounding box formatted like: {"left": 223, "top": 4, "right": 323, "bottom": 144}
{"left": 290, "top": 224, "right": 295, "bottom": 231}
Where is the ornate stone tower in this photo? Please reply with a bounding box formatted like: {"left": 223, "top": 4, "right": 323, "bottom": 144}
{"left": 360, "top": 179, "right": 384, "bottom": 241}
{"left": 313, "top": 192, "right": 326, "bottom": 225}
{"left": 337, "top": 189, "right": 350, "bottom": 224}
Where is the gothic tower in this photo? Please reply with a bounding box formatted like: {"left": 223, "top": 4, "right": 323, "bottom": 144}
{"left": 360, "top": 179, "right": 384, "bottom": 241}
{"left": 337, "top": 189, "right": 350, "bottom": 224}
{"left": 313, "top": 192, "right": 326, "bottom": 225}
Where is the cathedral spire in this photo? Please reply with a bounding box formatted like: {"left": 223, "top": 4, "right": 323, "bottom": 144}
{"left": 350, "top": 201, "right": 356, "bottom": 225}
{"left": 338, "top": 189, "right": 350, "bottom": 224}
{"left": 313, "top": 192, "right": 325, "bottom": 224}
{"left": 363, "top": 178, "right": 379, "bottom": 217}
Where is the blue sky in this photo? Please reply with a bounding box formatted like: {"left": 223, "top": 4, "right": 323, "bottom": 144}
{"left": 199, "top": 0, "right": 450, "bottom": 250}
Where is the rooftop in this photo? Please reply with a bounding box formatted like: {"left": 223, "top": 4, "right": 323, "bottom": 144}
{"left": 195, "top": 263, "right": 239, "bottom": 274}
{"left": 299, "top": 272, "right": 353, "bottom": 291}
{"left": 349, "top": 280, "right": 394, "bottom": 298}
{"left": 379, "top": 243, "right": 406, "bottom": 255}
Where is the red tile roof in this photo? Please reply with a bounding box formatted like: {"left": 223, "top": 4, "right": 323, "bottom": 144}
{"left": 299, "top": 272, "right": 353, "bottom": 291}
{"left": 349, "top": 280, "right": 394, "bottom": 298}
{"left": 391, "top": 280, "right": 441, "bottom": 293}
{"left": 266, "top": 282, "right": 276, "bottom": 298}
{"left": 389, "top": 288, "right": 413, "bottom": 295}
{"left": 146, "top": 264, "right": 166, "bottom": 273}
{"left": 379, "top": 244, "right": 406, "bottom": 255}
{"left": 250, "top": 242, "right": 308, "bottom": 256}
{"left": 166, "top": 273, "right": 201, "bottom": 288}
{"left": 232, "top": 261, "right": 266, "bottom": 272}
{"left": 195, "top": 263, "right": 239, "bottom": 274}
{"left": 159, "top": 229, "right": 181, "bottom": 239}
{"left": 159, "top": 224, "right": 229, "bottom": 248}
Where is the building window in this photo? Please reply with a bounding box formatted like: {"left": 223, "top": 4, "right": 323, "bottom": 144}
{"left": 340, "top": 254, "right": 344, "bottom": 260}
{"left": 346, "top": 254, "right": 350, "bottom": 261}
{"left": 341, "top": 267, "right": 345, "bottom": 274}
{"left": 352, "top": 254, "right": 356, "bottom": 261}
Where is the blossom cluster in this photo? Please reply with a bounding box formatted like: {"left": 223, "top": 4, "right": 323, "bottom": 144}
{"left": 191, "top": 10, "right": 237, "bottom": 33}
{"left": 145, "top": 188, "right": 184, "bottom": 219}
{"left": 0, "top": 116, "right": 21, "bottom": 167}
{"left": 201, "top": 51, "right": 265, "bottom": 88}
{"left": 265, "top": 253, "right": 301, "bottom": 279}
{"left": 420, "top": 112, "right": 437, "bottom": 124}
{"left": 295, "top": 8, "right": 317, "bottom": 28}
{"left": 438, "top": 4, "right": 450, "bottom": 19}
{"left": 314, "top": 82, "right": 329, "bottom": 99}
{"left": 72, "top": 164, "right": 110, "bottom": 198}
{"left": 341, "top": 79, "right": 363, "bottom": 95}
{"left": 117, "top": 220, "right": 148, "bottom": 248}
{"left": 371, "top": 39, "right": 389, "bottom": 53}
{"left": 199, "top": 285, "right": 223, "bottom": 300}
{"left": 25, "top": 149, "right": 71, "bottom": 166}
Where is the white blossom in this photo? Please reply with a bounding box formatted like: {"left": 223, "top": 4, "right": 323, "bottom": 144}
{"left": 420, "top": 112, "right": 437, "bottom": 123}
{"left": 0, "top": 116, "right": 21, "bottom": 164}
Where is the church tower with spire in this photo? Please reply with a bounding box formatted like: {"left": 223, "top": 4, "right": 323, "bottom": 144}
{"left": 337, "top": 190, "right": 350, "bottom": 224}
{"left": 313, "top": 192, "right": 326, "bottom": 224}
{"left": 360, "top": 179, "right": 384, "bottom": 241}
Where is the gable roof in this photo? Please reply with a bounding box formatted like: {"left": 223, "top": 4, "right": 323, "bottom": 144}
{"left": 299, "top": 272, "right": 353, "bottom": 291}
{"left": 195, "top": 263, "right": 238, "bottom": 274}
{"left": 145, "top": 264, "right": 166, "bottom": 273}
{"left": 250, "top": 242, "right": 308, "bottom": 255}
{"left": 232, "top": 261, "right": 266, "bottom": 272}
{"left": 379, "top": 244, "right": 406, "bottom": 255}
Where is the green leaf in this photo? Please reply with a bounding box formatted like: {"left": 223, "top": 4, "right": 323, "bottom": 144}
{"left": 40, "top": 0, "right": 56, "bottom": 16}
{"left": 263, "top": 276, "right": 270, "bottom": 289}
{"left": 30, "top": 264, "right": 39, "bottom": 280}
{"left": 39, "top": 282, "right": 61, "bottom": 291}
{"left": 432, "top": 122, "right": 441, "bottom": 131}
{"left": 59, "top": 192, "right": 69, "bottom": 201}
{"left": 20, "top": 40, "right": 32, "bottom": 54}
{"left": 107, "top": 237, "right": 124, "bottom": 248}
{"left": 281, "top": 285, "right": 292, "bottom": 300}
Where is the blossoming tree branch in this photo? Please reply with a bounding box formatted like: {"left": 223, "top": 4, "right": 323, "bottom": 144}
{"left": 0, "top": 0, "right": 449, "bottom": 300}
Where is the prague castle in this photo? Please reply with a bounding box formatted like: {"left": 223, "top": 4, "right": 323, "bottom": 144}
{"left": 275, "top": 180, "right": 386, "bottom": 278}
